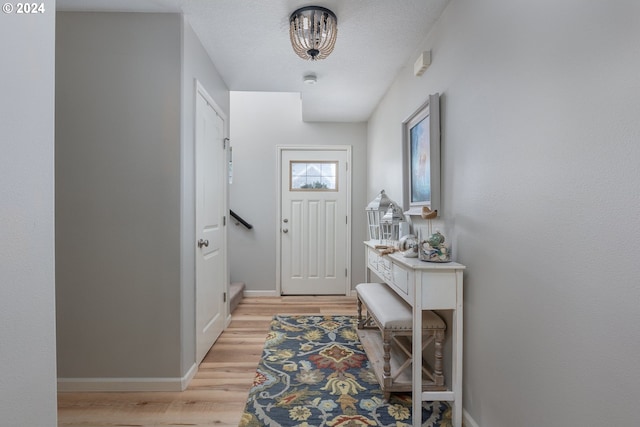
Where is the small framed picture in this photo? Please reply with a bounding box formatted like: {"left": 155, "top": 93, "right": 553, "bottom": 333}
{"left": 402, "top": 93, "right": 440, "bottom": 215}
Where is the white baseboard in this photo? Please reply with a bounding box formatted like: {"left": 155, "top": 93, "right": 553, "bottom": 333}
{"left": 243, "top": 289, "right": 279, "bottom": 297}
{"left": 181, "top": 363, "right": 198, "bottom": 390}
{"left": 225, "top": 313, "right": 232, "bottom": 327}
{"left": 463, "top": 409, "right": 481, "bottom": 427}
{"left": 58, "top": 363, "right": 198, "bottom": 392}
{"left": 243, "top": 290, "right": 356, "bottom": 297}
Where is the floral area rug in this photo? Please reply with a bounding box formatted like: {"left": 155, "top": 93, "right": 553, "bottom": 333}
{"left": 239, "top": 315, "right": 450, "bottom": 427}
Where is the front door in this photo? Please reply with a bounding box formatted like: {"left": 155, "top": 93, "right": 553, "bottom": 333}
{"left": 279, "top": 147, "right": 351, "bottom": 295}
{"left": 195, "top": 84, "right": 226, "bottom": 364}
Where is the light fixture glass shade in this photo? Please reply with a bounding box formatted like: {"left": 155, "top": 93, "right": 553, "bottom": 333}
{"left": 289, "top": 6, "right": 337, "bottom": 61}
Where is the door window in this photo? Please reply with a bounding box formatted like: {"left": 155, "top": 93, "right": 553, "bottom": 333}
{"left": 290, "top": 161, "right": 338, "bottom": 191}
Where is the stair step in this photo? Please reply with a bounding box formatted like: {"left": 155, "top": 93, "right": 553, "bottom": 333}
{"left": 230, "top": 282, "right": 245, "bottom": 313}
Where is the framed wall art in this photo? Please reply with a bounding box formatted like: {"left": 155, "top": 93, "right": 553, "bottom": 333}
{"left": 402, "top": 93, "right": 441, "bottom": 215}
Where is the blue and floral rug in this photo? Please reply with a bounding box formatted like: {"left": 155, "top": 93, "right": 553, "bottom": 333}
{"left": 239, "top": 315, "right": 450, "bottom": 427}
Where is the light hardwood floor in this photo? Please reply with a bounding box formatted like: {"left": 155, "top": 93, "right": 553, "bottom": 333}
{"left": 57, "top": 295, "right": 358, "bottom": 427}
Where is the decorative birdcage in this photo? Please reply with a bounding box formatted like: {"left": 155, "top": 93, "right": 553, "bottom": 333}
{"left": 365, "top": 190, "right": 392, "bottom": 241}
{"left": 380, "top": 203, "right": 404, "bottom": 243}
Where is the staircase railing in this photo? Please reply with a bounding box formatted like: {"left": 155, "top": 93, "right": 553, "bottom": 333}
{"left": 230, "top": 210, "right": 253, "bottom": 229}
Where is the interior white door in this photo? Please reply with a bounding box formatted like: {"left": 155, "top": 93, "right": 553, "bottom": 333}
{"left": 280, "top": 148, "right": 350, "bottom": 295}
{"left": 195, "top": 87, "right": 226, "bottom": 364}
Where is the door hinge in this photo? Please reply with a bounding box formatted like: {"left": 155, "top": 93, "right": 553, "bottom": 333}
{"left": 346, "top": 215, "right": 348, "bottom": 224}
{"left": 223, "top": 292, "right": 227, "bottom": 302}
{"left": 223, "top": 215, "right": 226, "bottom": 226}
{"left": 345, "top": 268, "right": 348, "bottom": 277}
{"left": 346, "top": 162, "right": 349, "bottom": 171}
{"left": 223, "top": 137, "right": 230, "bottom": 149}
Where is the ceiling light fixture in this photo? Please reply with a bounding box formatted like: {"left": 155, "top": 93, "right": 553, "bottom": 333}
{"left": 289, "top": 6, "right": 338, "bottom": 61}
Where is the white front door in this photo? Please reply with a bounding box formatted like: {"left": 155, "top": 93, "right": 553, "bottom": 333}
{"left": 195, "top": 85, "right": 226, "bottom": 364}
{"left": 279, "top": 147, "right": 351, "bottom": 295}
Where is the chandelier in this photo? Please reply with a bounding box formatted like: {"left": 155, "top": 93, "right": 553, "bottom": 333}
{"left": 289, "top": 6, "right": 338, "bottom": 61}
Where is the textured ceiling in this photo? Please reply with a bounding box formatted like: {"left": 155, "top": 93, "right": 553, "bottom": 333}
{"left": 57, "top": 0, "right": 449, "bottom": 122}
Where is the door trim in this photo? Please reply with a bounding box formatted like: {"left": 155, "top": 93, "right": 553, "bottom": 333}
{"left": 276, "top": 145, "right": 352, "bottom": 295}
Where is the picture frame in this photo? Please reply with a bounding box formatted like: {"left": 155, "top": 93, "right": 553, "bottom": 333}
{"left": 402, "top": 93, "right": 441, "bottom": 216}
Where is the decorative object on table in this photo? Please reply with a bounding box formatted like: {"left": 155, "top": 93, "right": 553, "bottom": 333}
{"left": 402, "top": 93, "right": 441, "bottom": 216}
{"left": 398, "top": 234, "right": 419, "bottom": 258}
{"left": 379, "top": 246, "right": 397, "bottom": 255}
{"left": 239, "top": 315, "right": 451, "bottom": 427}
{"left": 418, "top": 229, "right": 451, "bottom": 263}
{"left": 420, "top": 206, "right": 438, "bottom": 242}
{"left": 418, "top": 206, "right": 450, "bottom": 262}
{"left": 289, "top": 6, "right": 338, "bottom": 61}
{"left": 380, "top": 202, "right": 404, "bottom": 244}
{"left": 421, "top": 205, "right": 438, "bottom": 221}
{"left": 365, "top": 190, "right": 392, "bottom": 241}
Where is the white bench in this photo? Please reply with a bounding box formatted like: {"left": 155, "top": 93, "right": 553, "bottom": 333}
{"left": 355, "top": 282, "right": 446, "bottom": 397}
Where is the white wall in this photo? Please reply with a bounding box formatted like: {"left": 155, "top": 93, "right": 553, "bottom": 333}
{"left": 368, "top": 1, "right": 640, "bottom": 426}
{"left": 56, "top": 12, "right": 183, "bottom": 380}
{"left": 229, "top": 92, "right": 367, "bottom": 293}
{"left": 0, "top": 5, "right": 58, "bottom": 426}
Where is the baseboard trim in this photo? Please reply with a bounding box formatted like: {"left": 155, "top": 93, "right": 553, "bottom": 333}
{"left": 58, "top": 363, "right": 199, "bottom": 392}
{"left": 463, "top": 409, "right": 480, "bottom": 427}
{"left": 243, "top": 289, "right": 279, "bottom": 297}
{"left": 244, "top": 290, "right": 356, "bottom": 297}
{"left": 181, "top": 363, "right": 198, "bottom": 390}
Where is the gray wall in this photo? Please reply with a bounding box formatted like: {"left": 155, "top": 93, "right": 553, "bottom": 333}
{"left": 56, "top": 12, "right": 230, "bottom": 384}
{"left": 229, "top": 92, "right": 367, "bottom": 293}
{"left": 0, "top": 4, "right": 58, "bottom": 426}
{"left": 368, "top": 0, "right": 640, "bottom": 426}
{"left": 56, "top": 12, "right": 183, "bottom": 379}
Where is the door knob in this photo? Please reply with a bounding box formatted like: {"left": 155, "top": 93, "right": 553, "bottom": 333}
{"left": 282, "top": 229, "right": 288, "bottom": 233}
{"left": 197, "top": 239, "right": 209, "bottom": 248}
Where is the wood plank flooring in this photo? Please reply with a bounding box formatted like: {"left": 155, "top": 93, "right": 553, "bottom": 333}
{"left": 57, "top": 295, "right": 357, "bottom": 427}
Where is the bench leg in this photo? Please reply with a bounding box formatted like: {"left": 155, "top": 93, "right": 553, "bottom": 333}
{"left": 357, "top": 297, "right": 364, "bottom": 329}
{"left": 382, "top": 330, "right": 392, "bottom": 390}
{"left": 434, "top": 329, "right": 445, "bottom": 387}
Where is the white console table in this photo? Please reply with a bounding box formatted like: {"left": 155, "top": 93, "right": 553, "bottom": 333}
{"left": 364, "top": 241, "right": 465, "bottom": 427}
